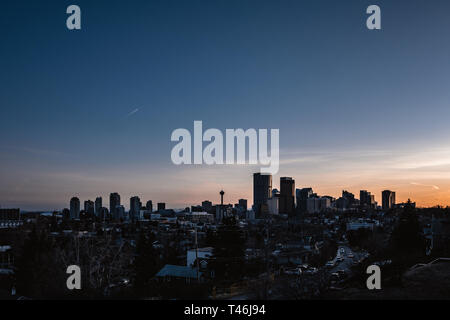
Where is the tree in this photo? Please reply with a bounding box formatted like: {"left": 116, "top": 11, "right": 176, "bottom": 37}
{"left": 388, "top": 202, "right": 426, "bottom": 278}
{"left": 390, "top": 203, "right": 425, "bottom": 255}
{"left": 132, "top": 230, "right": 160, "bottom": 296}
{"left": 209, "top": 217, "right": 245, "bottom": 283}
{"left": 15, "top": 228, "right": 66, "bottom": 298}
{"left": 347, "top": 228, "right": 373, "bottom": 248}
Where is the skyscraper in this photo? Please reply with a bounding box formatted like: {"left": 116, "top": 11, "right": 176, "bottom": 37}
{"left": 202, "top": 200, "right": 212, "bottom": 212}
{"left": 115, "top": 205, "right": 125, "bottom": 220}
{"left": 382, "top": 190, "right": 396, "bottom": 210}
{"left": 98, "top": 207, "right": 109, "bottom": 221}
{"left": 146, "top": 200, "right": 153, "bottom": 212}
{"left": 238, "top": 199, "right": 247, "bottom": 212}
{"left": 157, "top": 203, "right": 166, "bottom": 211}
{"left": 279, "top": 177, "right": 295, "bottom": 215}
{"left": 70, "top": 197, "right": 80, "bottom": 220}
{"left": 360, "top": 190, "right": 375, "bottom": 208}
{"left": 337, "top": 190, "right": 356, "bottom": 210}
{"left": 95, "top": 197, "right": 102, "bottom": 216}
{"left": 130, "top": 196, "right": 141, "bottom": 221}
{"left": 110, "top": 193, "right": 121, "bottom": 219}
{"left": 296, "top": 188, "right": 313, "bottom": 213}
{"left": 84, "top": 200, "right": 94, "bottom": 215}
{"left": 253, "top": 173, "right": 272, "bottom": 216}
{"left": 268, "top": 190, "right": 279, "bottom": 215}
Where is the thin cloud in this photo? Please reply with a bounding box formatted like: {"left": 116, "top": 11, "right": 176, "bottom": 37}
{"left": 2, "top": 145, "right": 75, "bottom": 158}
{"left": 410, "top": 182, "right": 440, "bottom": 190}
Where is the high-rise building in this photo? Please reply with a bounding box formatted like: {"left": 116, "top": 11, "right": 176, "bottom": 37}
{"left": 202, "top": 200, "right": 212, "bottom": 212}
{"left": 342, "top": 190, "right": 355, "bottom": 203}
{"left": 84, "top": 200, "right": 94, "bottom": 215}
{"left": 267, "top": 190, "right": 279, "bottom": 215}
{"left": 146, "top": 200, "right": 153, "bottom": 212}
{"left": 99, "top": 207, "right": 109, "bottom": 221}
{"left": 109, "top": 193, "right": 121, "bottom": 218}
{"left": 130, "top": 196, "right": 141, "bottom": 221}
{"left": 306, "top": 197, "right": 321, "bottom": 214}
{"left": 382, "top": 190, "right": 396, "bottom": 210}
{"left": 279, "top": 177, "right": 295, "bottom": 215}
{"left": 115, "top": 205, "right": 125, "bottom": 220}
{"left": 95, "top": 197, "right": 102, "bottom": 216}
{"left": 360, "top": 190, "right": 375, "bottom": 208}
{"left": 70, "top": 197, "right": 80, "bottom": 220}
{"left": 253, "top": 173, "right": 272, "bottom": 216}
{"left": 296, "top": 188, "right": 313, "bottom": 213}
{"left": 305, "top": 196, "right": 331, "bottom": 213}
{"left": 157, "top": 203, "right": 166, "bottom": 211}
{"left": 337, "top": 190, "right": 356, "bottom": 210}
{"left": 238, "top": 199, "right": 247, "bottom": 212}
{"left": 62, "top": 208, "right": 70, "bottom": 221}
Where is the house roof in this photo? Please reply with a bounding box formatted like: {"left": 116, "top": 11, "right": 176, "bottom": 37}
{"left": 156, "top": 264, "right": 201, "bottom": 279}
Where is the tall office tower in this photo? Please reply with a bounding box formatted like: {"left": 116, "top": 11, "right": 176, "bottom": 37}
{"left": 360, "top": 190, "right": 374, "bottom": 208}
{"left": 99, "top": 207, "right": 109, "bottom": 221}
{"left": 391, "top": 191, "right": 396, "bottom": 208}
{"left": 146, "top": 200, "right": 153, "bottom": 212}
{"left": 342, "top": 190, "right": 355, "bottom": 203}
{"left": 344, "top": 190, "right": 356, "bottom": 207}
{"left": 268, "top": 190, "right": 280, "bottom": 215}
{"left": 279, "top": 177, "right": 295, "bottom": 215}
{"left": 84, "top": 200, "right": 95, "bottom": 215}
{"left": 157, "top": 202, "right": 166, "bottom": 211}
{"left": 62, "top": 208, "right": 70, "bottom": 221}
{"left": 95, "top": 197, "right": 102, "bottom": 216}
{"left": 70, "top": 197, "right": 80, "bottom": 220}
{"left": 296, "top": 187, "right": 313, "bottom": 213}
{"left": 238, "top": 199, "right": 247, "bottom": 212}
{"left": 382, "top": 190, "right": 396, "bottom": 210}
{"left": 253, "top": 173, "right": 272, "bottom": 216}
{"left": 202, "top": 200, "right": 212, "bottom": 212}
{"left": 130, "top": 196, "right": 141, "bottom": 221}
{"left": 110, "top": 193, "right": 121, "bottom": 219}
{"left": 115, "top": 205, "right": 125, "bottom": 220}
{"left": 336, "top": 190, "right": 356, "bottom": 210}
{"left": 360, "top": 190, "right": 367, "bottom": 205}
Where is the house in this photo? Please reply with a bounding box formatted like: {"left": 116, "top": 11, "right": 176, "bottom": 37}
{"left": 155, "top": 264, "right": 202, "bottom": 283}
{"left": 186, "top": 247, "right": 213, "bottom": 268}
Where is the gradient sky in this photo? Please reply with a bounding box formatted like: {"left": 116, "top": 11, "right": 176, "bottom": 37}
{"left": 1, "top": 0, "right": 450, "bottom": 210}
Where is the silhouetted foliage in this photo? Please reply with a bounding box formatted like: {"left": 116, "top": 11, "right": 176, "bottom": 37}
{"left": 209, "top": 216, "right": 245, "bottom": 282}
{"left": 390, "top": 204, "right": 425, "bottom": 255}
{"left": 132, "top": 230, "right": 160, "bottom": 296}
{"left": 15, "top": 228, "right": 66, "bottom": 298}
{"left": 347, "top": 228, "right": 373, "bottom": 248}
{"left": 387, "top": 203, "right": 426, "bottom": 278}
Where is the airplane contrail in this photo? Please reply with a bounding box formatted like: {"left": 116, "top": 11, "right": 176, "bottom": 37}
{"left": 126, "top": 108, "right": 139, "bottom": 117}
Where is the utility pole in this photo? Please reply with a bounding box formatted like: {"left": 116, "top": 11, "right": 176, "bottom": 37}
{"left": 264, "top": 214, "right": 271, "bottom": 299}
{"left": 195, "top": 228, "right": 199, "bottom": 282}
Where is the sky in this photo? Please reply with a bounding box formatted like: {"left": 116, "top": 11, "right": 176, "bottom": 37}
{"left": 1, "top": 0, "right": 450, "bottom": 210}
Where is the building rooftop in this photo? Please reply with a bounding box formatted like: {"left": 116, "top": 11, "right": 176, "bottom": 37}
{"left": 0, "top": 246, "right": 12, "bottom": 252}
{"left": 156, "top": 264, "right": 202, "bottom": 279}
